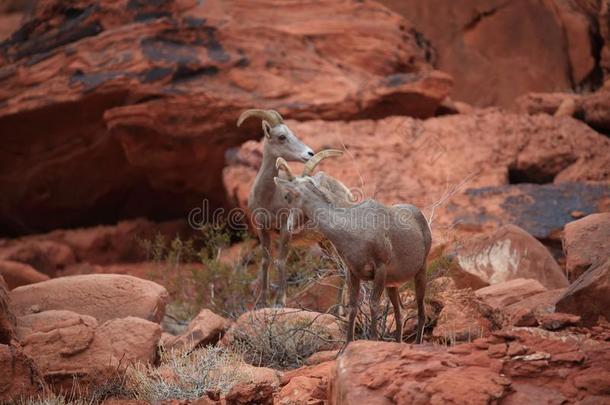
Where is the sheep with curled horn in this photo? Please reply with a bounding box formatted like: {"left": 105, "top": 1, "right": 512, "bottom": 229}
{"left": 273, "top": 172, "right": 432, "bottom": 345}
{"left": 237, "top": 109, "right": 354, "bottom": 306}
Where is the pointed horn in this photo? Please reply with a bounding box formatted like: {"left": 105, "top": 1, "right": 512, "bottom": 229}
{"left": 276, "top": 157, "right": 295, "bottom": 180}
{"left": 237, "top": 109, "right": 284, "bottom": 127}
{"left": 302, "top": 149, "right": 343, "bottom": 176}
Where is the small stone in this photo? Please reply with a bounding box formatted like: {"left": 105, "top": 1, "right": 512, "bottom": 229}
{"left": 488, "top": 343, "right": 507, "bottom": 358}
{"left": 507, "top": 342, "right": 527, "bottom": 357}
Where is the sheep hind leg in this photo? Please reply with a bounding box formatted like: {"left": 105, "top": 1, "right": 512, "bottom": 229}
{"left": 414, "top": 266, "right": 426, "bottom": 344}
{"left": 369, "top": 264, "right": 386, "bottom": 341}
{"left": 387, "top": 286, "right": 402, "bottom": 343}
{"left": 346, "top": 271, "right": 361, "bottom": 344}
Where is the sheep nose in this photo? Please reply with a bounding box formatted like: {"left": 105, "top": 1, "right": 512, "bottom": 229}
{"left": 307, "top": 151, "right": 314, "bottom": 157}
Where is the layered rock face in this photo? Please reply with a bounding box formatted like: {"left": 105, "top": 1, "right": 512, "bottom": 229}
{"left": 0, "top": 1, "right": 609, "bottom": 403}
{"left": 0, "top": 0, "right": 450, "bottom": 235}
{"left": 330, "top": 328, "right": 610, "bottom": 404}
{"left": 380, "top": 0, "right": 608, "bottom": 108}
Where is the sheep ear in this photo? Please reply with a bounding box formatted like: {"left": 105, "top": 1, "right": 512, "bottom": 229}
{"left": 274, "top": 177, "right": 290, "bottom": 187}
{"left": 262, "top": 121, "right": 272, "bottom": 139}
{"left": 311, "top": 172, "right": 324, "bottom": 187}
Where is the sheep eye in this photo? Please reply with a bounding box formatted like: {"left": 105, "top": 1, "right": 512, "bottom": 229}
{"left": 284, "top": 194, "right": 289, "bottom": 200}
{"left": 278, "top": 135, "right": 287, "bottom": 141}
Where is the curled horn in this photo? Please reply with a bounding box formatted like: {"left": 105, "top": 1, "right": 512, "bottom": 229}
{"left": 302, "top": 149, "right": 343, "bottom": 176}
{"left": 276, "top": 157, "right": 295, "bottom": 180}
{"left": 237, "top": 109, "right": 283, "bottom": 127}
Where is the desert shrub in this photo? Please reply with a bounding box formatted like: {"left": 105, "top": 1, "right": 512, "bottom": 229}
{"left": 231, "top": 310, "right": 341, "bottom": 370}
{"left": 139, "top": 223, "right": 339, "bottom": 321}
{"left": 126, "top": 346, "right": 247, "bottom": 401}
{"left": 139, "top": 224, "right": 257, "bottom": 320}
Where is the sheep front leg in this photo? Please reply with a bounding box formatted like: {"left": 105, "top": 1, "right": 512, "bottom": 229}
{"left": 257, "top": 229, "right": 271, "bottom": 307}
{"left": 415, "top": 267, "right": 426, "bottom": 344}
{"left": 369, "top": 264, "right": 386, "bottom": 340}
{"left": 275, "top": 224, "right": 291, "bottom": 306}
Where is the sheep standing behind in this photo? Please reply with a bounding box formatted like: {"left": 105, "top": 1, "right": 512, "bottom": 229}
{"left": 274, "top": 172, "right": 432, "bottom": 343}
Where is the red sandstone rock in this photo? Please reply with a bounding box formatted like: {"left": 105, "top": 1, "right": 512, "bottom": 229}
{"left": 166, "top": 308, "right": 231, "bottom": 351}
{"left": 379, "top": 0, "right": 598, "bottom": 108}
{"left": 330, "top": 340, "right": 511, "bottom": 404}
{"left": 516, "top": 92, "right": 582, "bottom": 116}
{"left": 10, "top": 274, "right": 168, "bottom": 323}
{"left": 476, "top": 279, "right": 548, "bottom": 309}
{"left": 0, "top": 0, "right": 450, "bottom": 234}
{"left": 582, "top": 81, "right": 610, "bottom": 133}
{"left": 452, "top": 225, "right": 568, "bottom": 289}
{"left": 225, "top": 381, "right": 274, "bottom": 405}
{"left": 0, "top": 239, "right": 75, "bottom": 277}
{"left": 432, "top": 287, "right": 502, "bottom": 343}
{"left": 330, "top": 326, "right": 610, "bottom": 404}
{"left": 503, "top": 289, "right": 566, "bottom": 327}
{"left": 16, "top": 310, "right": 160, "bottom": 392}
{"left": 538, "top": 312, "right": 581, "bottom": 331}
{"left": 563, "top": 213, "right": 610, "bottom": 281}
{"left": 0, "top": 260, "right": 49, "bottom": 290}
{"left": 556, "top": 258, "right": 610, "bottom": 326}
{"left": 516, "top": 82, "right": 610, "bottom": 134}
{"left": 0, "top": 218, "right": 190, "bottom": 270}
{"left": 287, "top": 274, "right": 343, "bottom": 314}
{"left": 278, "top": 361, "right": 333, "bottom": 405}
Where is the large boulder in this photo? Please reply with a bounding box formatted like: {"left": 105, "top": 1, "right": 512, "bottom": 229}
{"left": 0, "top": 239, "right": 74, "bottom": 277}
{"left": 0, "top": 260, "right": 49, "bottom": 290}
{"left": 562, "top": 213, "right": 610, "bottom": 281}
{"left": 224, "top": 111, "right": 610, "bottom": 246}
{"left": 378, "top": 0, "right": 600, "bottom": 108}
{"left": 0, "top": 218, "right": 190, "bottom": 270}
{"left": 451, "top": 225, "right": 568, "bottom": 289}
{"left": 330, "top": 327, "right": 610, "bottom": 404}
{"left": 10, "top": 274, "right": 169, "bottom": 323}
{"left": 0, "top": 0, "right": 450, "bottom": 235}
{"left": 556, "top": 259, "right": 610, "bottom": 326}
{"left": 16, "top": 310, "right": 160, "bottom": 392}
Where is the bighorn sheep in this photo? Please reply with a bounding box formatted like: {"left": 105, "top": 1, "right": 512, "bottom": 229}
{"left": 237, "top": 109, "right": 352, "bottom": 306}
{"left": 273, "top": 172, "right": 432, "bottom": 343}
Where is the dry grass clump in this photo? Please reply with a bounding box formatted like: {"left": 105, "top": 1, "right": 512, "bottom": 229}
{"left": 126, "top": 346, "right": 247, "bottom": 401}
{"left": 14, "top": 395, "right": 94, "bottom": 405}
{"left": 231, "top": 311, "right": 341, "bottom": 370}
